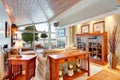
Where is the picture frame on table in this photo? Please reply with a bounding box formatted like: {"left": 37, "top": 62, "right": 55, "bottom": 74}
{"left": 93, "top": 21, "right": 105, "bottom": 32}
{"left": 81, "top": 24, "right": 89, "bottom": 33}
{"left": 5, "top": 21, "right": 10, "bottom": 38}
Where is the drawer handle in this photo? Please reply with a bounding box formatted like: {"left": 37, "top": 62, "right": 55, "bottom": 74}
{"left": 65, "top": 59, "right": 68, "bottom": 61}
{"left": 75, "top": 56, "right": 78, "bottom": 59}
{"left": 84, "top": 55, "right": 86, "bottom": 57}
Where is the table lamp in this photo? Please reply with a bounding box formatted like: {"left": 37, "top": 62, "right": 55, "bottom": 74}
{"left": 14, "top": 40, "right": 23, "bottom": 58}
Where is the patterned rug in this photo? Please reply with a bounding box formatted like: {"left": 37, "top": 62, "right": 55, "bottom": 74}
{"left": 75, "top": 64, "right": 102, "bottom": 80}
{"left": 30, "top": 64, "right": 102, "bottom": 80}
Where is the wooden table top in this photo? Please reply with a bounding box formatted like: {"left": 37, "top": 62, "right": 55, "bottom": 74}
{"left": 48, "top": 51, "right": 89, "bottom": 60}
{"left": 8, "top": 55, "right": 36, "bottom": 60}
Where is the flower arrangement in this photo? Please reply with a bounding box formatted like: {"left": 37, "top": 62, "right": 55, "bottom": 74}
{"left": 108, "top": 25, "right": 120, "bottom": 54}
{"left": 108, "top": 25, "right": 120, "bottom": 68}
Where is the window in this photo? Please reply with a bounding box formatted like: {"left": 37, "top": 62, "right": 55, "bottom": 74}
{"left": 36, "top": 23, "right": 49, "bottom": 31}
{"left": 51, "top": 33, "right": 56, "bottom": 39}
{"left": 18, "top": 22, "right": 57, "bottom": 49}
{"left": 51, "top": 25, "right": 56, "bottom": 32}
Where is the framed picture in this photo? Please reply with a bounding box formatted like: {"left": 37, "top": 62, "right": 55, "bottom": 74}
{"left": 58, "top": 28, "right": 65, "bottom": 37}
{"left": 93, "top": 21, "right": 105, "bottom": 32}
{"left": 81, "top": 24, "right": 89, "bottom": 33}
{"left": 5, "top": 21, "right": 10, "bottom": 38}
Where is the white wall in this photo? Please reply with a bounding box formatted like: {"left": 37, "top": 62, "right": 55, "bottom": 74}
{"left": 0, "top": 0, "right": 11, "bottom": 76}
{"left": 0, "top": 1, "right": 11, "bottom": 47}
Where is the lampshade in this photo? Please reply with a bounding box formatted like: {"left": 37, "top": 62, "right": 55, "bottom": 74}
{"left": 14, "top": 40, "right": 23, "bottom": 58}
{"left": 14, "top": 40, "right": 23, "bottom": 49}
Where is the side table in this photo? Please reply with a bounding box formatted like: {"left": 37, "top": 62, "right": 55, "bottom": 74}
{"left": 8, "top": 55, "right": 36, "bottom": 80}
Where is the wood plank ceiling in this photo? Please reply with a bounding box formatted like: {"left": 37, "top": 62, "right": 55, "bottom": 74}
{"left": 2, "top": 0, "right": 80, "bottom": 26}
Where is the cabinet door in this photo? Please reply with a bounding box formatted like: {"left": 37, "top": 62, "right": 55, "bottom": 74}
{"left": 88, "top": 36, "right": 97, "bottom": 59}
{"left": 96, "top": 36, "right": 102, "bottom": 61}
{"left": 77, "top": 36, "right": 86, "bottom": 51}
{"left": 88, "top": 35, "right": 102, "bottom": 61}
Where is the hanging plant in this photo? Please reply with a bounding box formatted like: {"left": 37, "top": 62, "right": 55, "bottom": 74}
{"left": 41, "top": 32, "right": 48, "bottom": 38}
{"left": 40, "top": 31, "right": 48, "bottom": 49}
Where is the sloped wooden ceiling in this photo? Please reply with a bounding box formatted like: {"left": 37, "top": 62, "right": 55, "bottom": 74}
{"left": 54, "top": 0, "right": 118, "bottom": 27}
{"left": 2, "top": 0, "right": 80, "bottom": 26}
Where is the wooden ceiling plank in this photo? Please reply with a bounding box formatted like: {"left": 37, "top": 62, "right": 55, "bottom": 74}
{"left": 2, "top": 0, "right": 80, "bottom": 26}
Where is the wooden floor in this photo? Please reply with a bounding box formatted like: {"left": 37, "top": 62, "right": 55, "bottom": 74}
{"left": 87, "top": 70, "right": 120, "bottom": 80}
{"left": 1, "top": 63, "right": 120, "bottom": 80}
{"left": 87, "top": 63, "right": 120, "bottom": 80}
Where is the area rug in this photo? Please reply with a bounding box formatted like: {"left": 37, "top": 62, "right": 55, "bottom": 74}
{"left": 75, "top": 64, "right": 102, "bottom": 80}
{"left": 87, "top": 70, "right": 120, "bottom": 80}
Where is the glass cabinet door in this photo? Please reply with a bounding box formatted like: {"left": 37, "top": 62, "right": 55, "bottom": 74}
{"left": 96, "top": 36, "right": 102, "bottom": 61}
{"left": 77, "top": 36, "right": 86, "bottom": 51}
{"left": 88, "top": 35, "right": 102, "bottom": 61}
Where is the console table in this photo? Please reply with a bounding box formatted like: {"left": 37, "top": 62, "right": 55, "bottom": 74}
{"left": 8, "top": 55, "right": 36, "bottom": 80}
{"left": 48, "top": 51, "right": 90, "bottom": 80}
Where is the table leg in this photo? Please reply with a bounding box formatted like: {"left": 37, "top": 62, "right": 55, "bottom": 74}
{"left": 49, "top": 59, "right": 52, "bottom": 80}
{"left": 25, "top": 61, "right": 29, "bottom": 80}
{"left": 8, "top": 61, "right": 12, "bottom": 80}
{"left": 88, "top": 57, "right": 90, "bottom": 76}
{"left": 55, "top": 61, "right": 59, "bottom": 80}
{"left": 33, "top": 58, "right": 36, "bottom": 76}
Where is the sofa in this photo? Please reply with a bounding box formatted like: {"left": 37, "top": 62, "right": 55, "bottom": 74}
{"left": 8, "top": 48, "right": 35, "bottom": 58}
{"left": 37, "top": 48, "right": 77, "bottom": 80}
{"left": 37, "top": 48, "right": 65, "bottom": 80}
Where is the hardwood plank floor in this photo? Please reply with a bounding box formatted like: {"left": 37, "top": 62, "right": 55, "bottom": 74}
{"left": 87, "top": 70, "right": 120, "bottom": 80}
{"left": 87, "top": 63, "right": 120, "bottom": 80}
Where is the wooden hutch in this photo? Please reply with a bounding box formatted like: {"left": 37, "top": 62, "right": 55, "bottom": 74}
{"left": 11, "top": 24, "right": 18, "bottom": 47}
{"left": 76, "top": 32, "right": 108, "bottom": 65}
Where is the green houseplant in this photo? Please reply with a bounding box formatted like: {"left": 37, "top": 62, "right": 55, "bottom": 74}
{"left": 22, "top": 26, "right": 39, "bottom": 48}
{"left": 108, "top": 25, "right": 120, "bottom": 68}
{"left": 40, "top": 31, "right": 48, "bottom": 49}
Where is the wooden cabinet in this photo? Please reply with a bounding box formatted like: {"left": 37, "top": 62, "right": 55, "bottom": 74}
{"left": 11, "top": 24, "right": 18, "bottom": 46}
{"left": 76, "top": 32, "right": 107, "bottom": 65}
{"left": 48, "top": 51, "right": 90, "bottom": 80}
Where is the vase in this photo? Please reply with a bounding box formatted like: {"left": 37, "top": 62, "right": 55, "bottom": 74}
{"left": 107, "top": 53, "right": 118, "bottom": 68}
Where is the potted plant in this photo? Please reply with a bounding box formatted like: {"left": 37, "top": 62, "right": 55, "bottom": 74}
{"left": 40, "top": 31, "right": 48, "bottom": 49}
{"left": 108, "top": 25, "right": 120, "bottom": 68}
{"left": 22, "top": 26, "right": 39, "bottom": 49}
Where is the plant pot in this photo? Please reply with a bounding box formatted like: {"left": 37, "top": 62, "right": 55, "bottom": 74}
{"left": 107, "top": 53, "right": 118, "bottom": 68}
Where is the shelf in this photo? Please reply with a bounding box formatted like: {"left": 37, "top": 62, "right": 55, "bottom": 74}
{"left": 90, "top": 58, "right": 103, "bottom": 65}
{"left": 11, "top": 25, "right": 18, "bottom": 47}
{"left": 63, "top": 69, "right": 87, "bottom": 80}
{"left": 14, "top": 74, "right": 25, "bottom": 80}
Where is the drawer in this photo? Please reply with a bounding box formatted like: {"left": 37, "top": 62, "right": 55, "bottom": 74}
{"left": 59, "top": 58, "right": 72, "bottom": 64}
{"left": 78, "top": 54, "right": 86, "bottom": 59}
